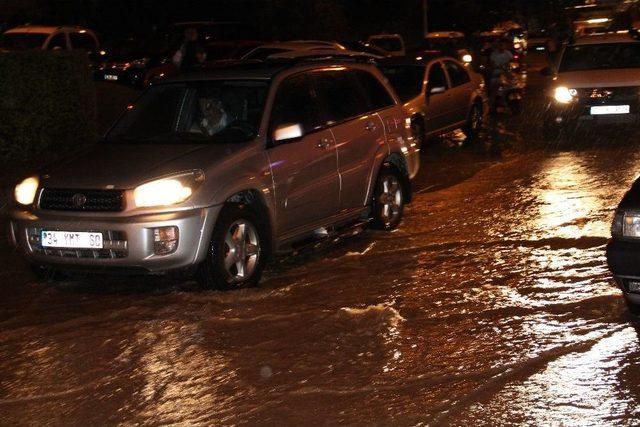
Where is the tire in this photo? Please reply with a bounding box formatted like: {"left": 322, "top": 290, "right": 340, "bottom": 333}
{"left": 371, "top": 167, "right": 405, "bottom": 230}
{"left": 463, "top": 103, "right": 484, "bottom": 144}
{"left": 411, "top": 118, "right": 426, "bottom": 148}
{"left": 198, "top": 204, "right": 268, "bottom": 290}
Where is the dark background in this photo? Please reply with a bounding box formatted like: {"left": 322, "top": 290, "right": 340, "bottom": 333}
{"left": 0, "top": 0, "right": 573, "bottom": 42}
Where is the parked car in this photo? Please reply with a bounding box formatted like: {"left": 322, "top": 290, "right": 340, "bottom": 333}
{"left": 367, "top": 34, "right": 405, "bottom": 56}
{"left": 416, "top": 31, "right": 474, "bottom": 65}
{"left": 378, "top": 55, "right": 486, "bottom": 146}
{"left": 542, "top": 32, "right": 640, "bottom": 139}
{"left": 607, "top": 179, "right": 640, "bottom": 313}
{"left": 241, "top": 41, "right": 347, "bottom": 60}
{"left": 340, "top": 40, "right": 391, "bottom": 57}
{"left": 8, "top": 59, "right": 419, "bottom": 290}
{"left": 0, "top": 25, "right": 99, "bottom": 53}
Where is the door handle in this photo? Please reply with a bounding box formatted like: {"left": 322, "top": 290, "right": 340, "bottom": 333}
{"left": 316, "top": 138, "right": 331, "bottom": 149}
{"left": 364, "top": 121, "right": 378, "bottom": 132}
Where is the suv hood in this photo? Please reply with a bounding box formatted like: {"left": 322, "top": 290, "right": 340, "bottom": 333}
{"left": 40, "top": 142, "right": 244, "bottom": 189}
{"left": 557, "top": 69, "right": 640, "bottom": 88}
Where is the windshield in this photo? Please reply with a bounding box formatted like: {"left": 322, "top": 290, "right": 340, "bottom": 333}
{"left": 106, "top": 80, "right": 269, "bottom": 145}
{"left": 559, "top": 42, "right": 640, "bottom": 72}
{"left": 380, "top": 65, "right": 424, "bottom": 102}
{"left": 242, "top": 47, "right": 288, "bottom": 60}
{"left": 0, "top": 32, "right": 48, "bottom": 50}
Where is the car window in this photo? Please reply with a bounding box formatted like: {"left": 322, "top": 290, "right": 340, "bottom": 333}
{"left": 269, "top": 74, "right": 321, "bottom": 137}
{"left": 427, "top": 63, "right": 448, "bottom": 91}
{"left": 370, "top": 37, "right": 402, "bottom": 53}
{"left": 243, "top": 47, "right": 288, "bottom": 60}
{"left": 313, "top": 70, "right": 371, "bottom": 125}
{"left": 107, "top": 80, "right": 268, "bottom": 145}
{"left": 355, "top": 70, "right": 395, "bottom": 110}
{"left": 69, "top": 32, "right": 97, "bottom": 52}
{"left": 444, "top": 60, "right": 470, "bottom": 87}
{"left": 0, "top": 32, "right": 48, "bottom": 50}
{"left": 379, "top": 65, "right": 425, "bottom": 102}
{"left": 48, "top": 33, "right": 67, "bottom": 50}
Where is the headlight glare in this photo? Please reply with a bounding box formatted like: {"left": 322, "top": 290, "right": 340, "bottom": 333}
{"left": 462, "top": 54, "right": 473, "bottom": 63}
{"left": 134, "top": 171, "right": 203, "bottom": 208}
{"left": 14, "top": 176, "right": 39, "bottom": 206}
{"left": 554, "top": 86, "right": 577, "bottom": 104}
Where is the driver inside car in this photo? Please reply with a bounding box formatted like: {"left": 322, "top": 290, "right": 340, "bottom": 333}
{"left": 193, "top": 98, "right": 229, "bottom": 137}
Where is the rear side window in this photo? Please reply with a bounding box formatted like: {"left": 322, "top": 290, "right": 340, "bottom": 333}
{"left": 70, "top": 32, "right": 97, "bottom": 52}
{"left": 270, "top": 74, "right": 320, "bottom": 136}
{"left": 355, "top": 71, "right": 395, "bottom": 110}
{"left": 47, "top": 33, "right": 67, "bottom": 50}
{"left": 444, "top": 60, "right": 470, "bottom": 87}
{"left": 313, "top": 70, "right": 370, "bottom": 124}
{"left": 427, "top": 63, "right": 448, "bottom": 91}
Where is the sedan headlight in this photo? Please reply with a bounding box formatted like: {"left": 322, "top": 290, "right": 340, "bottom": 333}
{"left": 554, "top": 86, "right": 578, "bottom": 104}
{"left": 133, "top": 171, "right": 204, "bottom": 208}
{"left": 14, "top": 176, "right": 39, "bottom": 206}
{"left": 623, "top": 212, "right": 640, "bottom": 238}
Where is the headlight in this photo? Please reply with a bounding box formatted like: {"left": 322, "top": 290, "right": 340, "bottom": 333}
{"left": 133, "top": 171, "right": 204, "bottom": 208}
{"left": 14, "top": 176, "right": 39, "bottom": 206}
{"left": 612, "top": 211, "right": 624, "bottom": 237}
{"left": 623, "top": 212, "right": 640, "bottom": 238}
{"left": 462, "top": 54, "right": 473, "bottom": 63}
{"left": 554, "top": 86, "right": 578, "bottom": 104}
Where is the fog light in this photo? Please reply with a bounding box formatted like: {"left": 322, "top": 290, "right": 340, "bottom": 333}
{"left": 153, "top": 226, "right": 179, "bottom": 255}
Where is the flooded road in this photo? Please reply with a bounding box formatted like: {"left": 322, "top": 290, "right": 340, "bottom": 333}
{"left": 3, "top": 74, "right": 640, "bottom": 425}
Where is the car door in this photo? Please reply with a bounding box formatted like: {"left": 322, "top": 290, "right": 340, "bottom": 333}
{"left": 312, "top": 68, "right": 390, "bottom": 211}
{"left": 443, "top": 59, "right": 473, "bottom": 124}
{"left": 424, "top": 61, "right": 452, "bottom": 134}
{"left": 266, "top": 72, "right": 340, "bottom": 234}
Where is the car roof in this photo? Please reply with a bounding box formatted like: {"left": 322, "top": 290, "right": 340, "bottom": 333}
{"left": 378, "top": 53, "right": 448, "bottom": 67}
{"left": 5, "top": 25, "right": 91, "bottom": 34}
{"left": 160, "top": 59, "right": 379, "bottom": 84}
{"left": 426, "top": 31, "right": 465, "bottom": 39}
{"left": 573, "top": 32, "right": 639, "bottom": 45}
{"left": 254, "top": 41, "right": 346, "bottom": 50}
{"left": 268, "top": 49, "right": 379, "bottom": 60}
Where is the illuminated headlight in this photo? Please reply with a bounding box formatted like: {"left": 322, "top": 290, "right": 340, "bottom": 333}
{"left": 131, "top": 57, "right": 150, "bottom": 68}
{"left": 134, "top": 171, "right": 204, "bottom": 208}
{"left": 514, "top": 43, "right": 522, "bottom": 50}
{"left": 554, "top": 86, "right": 578, "bottom": 104}
{"left": 14, "top": 176, "right": 39, "bottom": 206}
{"left": 623, "top": 213, "right": 640, "bottom": 238}
{"left": 462, "top": 54, "right": 473, "bottom": 63}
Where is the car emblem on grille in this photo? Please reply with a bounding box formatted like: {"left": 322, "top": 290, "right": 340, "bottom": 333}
{"left": 590, "top": 89, "right": 613, "bottom": 99}
{"left": 72, "top": 193, "right": 87, "bottom": 208}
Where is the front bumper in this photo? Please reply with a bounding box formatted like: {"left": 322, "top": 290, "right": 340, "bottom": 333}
{"left": 545, "top": 101, "right": 640, "bottom": 127}
{"left": 8, "top": 206, "right": 221, "bottom": 274}
{"left": 607, "top": 239, "right": 640, "bottom": 304}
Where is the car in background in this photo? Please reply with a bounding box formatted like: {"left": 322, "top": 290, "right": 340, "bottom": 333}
{"left": 542, "top": 32, "right": 640, "bottom": 139}
{"left": 340, "top": 40, "right": 390, "bottom": 57}
{"left": 414, "top": 31, "right": 473, "bottom": 65}
{"left": 607, "top": 180, "right": 640, "bottom": 313}
{"left": 367, "top": 34, "right": 405, "bottom": 56}
{"left": 0, "top": 25, "right": 99, "bottom": 53}
{"left": 8, "top": 59, "right": 419, "bottom": 290}
{"left": 241, "top": 40, "right": 346, "bottom": 60}
{"left": 378, "top": 54, "right": 486, "bottom": 147}
{"left": 528, "top": 31, "right": 550, "bottom": 53}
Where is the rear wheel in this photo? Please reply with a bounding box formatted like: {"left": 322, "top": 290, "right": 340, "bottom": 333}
{"left": 198, "top": 204, "right": 267, "bottom": 290}
{"left": 371, "top": 167, "right": 405, "bottom": 230}
{"left": 463, "top": 103, "right": 484, "bottom": 143}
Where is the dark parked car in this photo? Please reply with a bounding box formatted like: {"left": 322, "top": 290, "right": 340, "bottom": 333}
{"left": 608, "top": 179, "right": 640, "bottom": 313}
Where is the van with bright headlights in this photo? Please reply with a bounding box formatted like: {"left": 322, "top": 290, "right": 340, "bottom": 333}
{"left": 7, "top": 59, "right": 419, "bottom": 290}
{"left": 543, "top": 32, "right": 640, "bottom": 139}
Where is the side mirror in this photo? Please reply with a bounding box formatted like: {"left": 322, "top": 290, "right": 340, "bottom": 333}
{"left": 429, "top": 86, "right": 447, "bottom": 95}
{"left": 540, "top": 66, "right": 553, "bottom": 77}
{"left": 273, "top": 123, "right": 304, "bottom": 143}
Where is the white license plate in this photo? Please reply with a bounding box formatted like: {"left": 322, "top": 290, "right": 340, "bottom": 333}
{"left": 104, "top": 74, "right": 118, "bottom": 81}
{"left": 590, "top": 105, "right": 630, "bottom": 115}
{"left": 41, "top": 231, "right": 103, "bottom": 249}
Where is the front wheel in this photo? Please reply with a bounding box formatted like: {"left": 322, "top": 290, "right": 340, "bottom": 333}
{"left": 371, "top": 168, "right": 405, "bottom": 230}
{"left": 198, "top": 205, "right": 268, "bottom": 290}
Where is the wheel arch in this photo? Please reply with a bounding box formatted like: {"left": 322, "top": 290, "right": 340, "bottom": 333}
{"left": 378, "top": 153, "right": 413, "bottom": 204}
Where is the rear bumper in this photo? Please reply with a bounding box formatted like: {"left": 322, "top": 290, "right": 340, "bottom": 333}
{"left": 607, "top": 239, "right": 640, "bottom": 304}
{"left": 8, "top": 206, "right": 222, "bottom": 273}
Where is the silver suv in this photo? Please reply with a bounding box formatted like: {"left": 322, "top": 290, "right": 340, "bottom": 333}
{"left": 8, "top": 61, "right": 419, "bottom": 289}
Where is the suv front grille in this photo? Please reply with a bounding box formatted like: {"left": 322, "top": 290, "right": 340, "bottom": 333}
{"left": 39, "top": 188, "right": 125, "bottom": 212}
{"left": 577, "top": 86, "right": 639, "bottom": 104}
